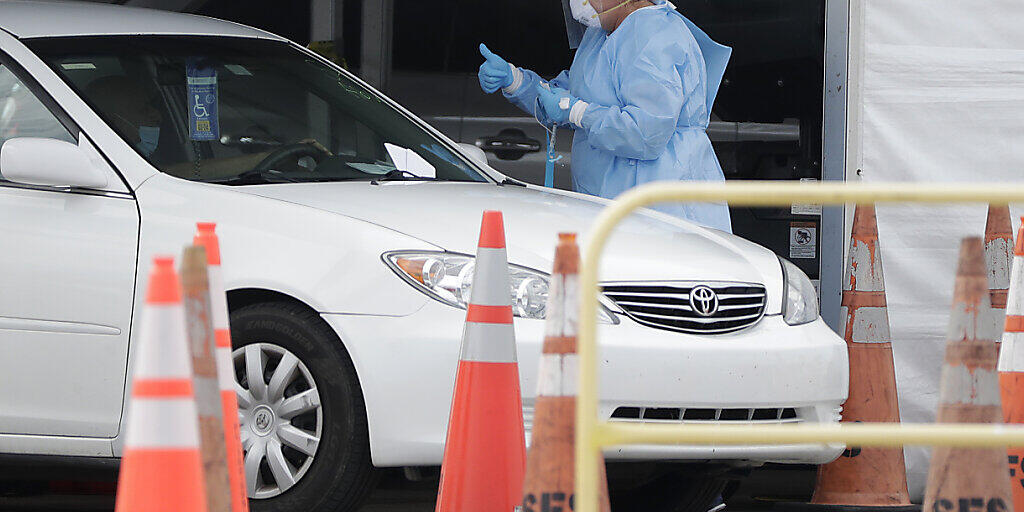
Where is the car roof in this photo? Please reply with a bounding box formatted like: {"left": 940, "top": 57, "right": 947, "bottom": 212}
{"left": 0, "top": 0, "right": 285, "bottom": 41}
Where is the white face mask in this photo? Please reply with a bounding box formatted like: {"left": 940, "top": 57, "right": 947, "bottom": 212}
{"left": 569, "top": 0, "right": 602, "bottom": 28}
{"left": 570, "top": 0, "right": 638, "bottom": 29}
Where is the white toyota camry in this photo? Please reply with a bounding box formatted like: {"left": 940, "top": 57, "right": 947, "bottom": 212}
{"left": 0, "top": 3, "right": 847, "bottom": 512}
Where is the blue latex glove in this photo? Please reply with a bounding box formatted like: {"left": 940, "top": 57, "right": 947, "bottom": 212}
{"left": 478, "top": 44, "right": 513, "bottom": 93}
{"left": 537, "top": 86, "right": 577, "bottom": 126}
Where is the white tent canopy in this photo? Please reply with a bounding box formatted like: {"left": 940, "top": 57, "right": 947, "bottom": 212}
{"left": 848, "top": 0, "right": 1024, "bottom": 499}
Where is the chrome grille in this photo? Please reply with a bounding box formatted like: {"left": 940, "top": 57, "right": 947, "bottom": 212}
{"left": 610, "top": 406, "right": 801, "bottom": 424}
{"left": 603, "top": 282, "right": 767, "bottom": 334}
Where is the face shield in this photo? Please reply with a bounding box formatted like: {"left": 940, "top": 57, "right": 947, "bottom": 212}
{"left": 564, "top": 0, "right": 732, "bottom": 113}
{"left": 562, "top": 0, "right": 661, "bottom": 48}
{"left": 561, "top": 0, "right": 587, "bottom": 49}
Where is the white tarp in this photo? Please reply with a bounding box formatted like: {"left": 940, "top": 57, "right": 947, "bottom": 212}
{"left": 852, "top": 0, "right": 1024, "bottom": 500}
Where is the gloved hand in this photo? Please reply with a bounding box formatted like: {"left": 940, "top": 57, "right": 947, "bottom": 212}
{"left": 537, "top": 86, "right": 578, "bottom": 126}
{"left": 478, "top": 44, "right": 514, "bottom": 93}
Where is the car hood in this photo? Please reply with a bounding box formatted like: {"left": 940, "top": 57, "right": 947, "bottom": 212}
{"left": 235, "top": 182, "right": 782, "bottom": 294}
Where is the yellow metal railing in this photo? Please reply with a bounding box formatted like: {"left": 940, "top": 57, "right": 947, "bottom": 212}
{"left": 575, "top": 181, "right": 1024, "bottom": 512}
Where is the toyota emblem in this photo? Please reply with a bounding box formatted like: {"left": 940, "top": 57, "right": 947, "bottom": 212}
{"left": 255, "top": 411, "right": 271, "bottom": 430}
{"left": 689, "top": 285, "right": 720, "bottom": 317}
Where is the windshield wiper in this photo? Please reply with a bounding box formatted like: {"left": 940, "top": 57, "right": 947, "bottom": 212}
{"left": 499, "top": 178, "right": 527, "bottom": 187}
{"left": 204, "top": 168, "right": 301, "bottom": 185}
{"left": 370, "top": 169, "right": 437, "bottom": 186}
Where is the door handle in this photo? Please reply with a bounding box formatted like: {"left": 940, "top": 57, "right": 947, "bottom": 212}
{"left": 476, "top": 128, "right": 541, "bottom": 161}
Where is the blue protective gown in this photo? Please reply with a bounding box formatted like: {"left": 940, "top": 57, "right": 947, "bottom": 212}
{"left": 504, "top": 2, "right": 733, "bottom": 232}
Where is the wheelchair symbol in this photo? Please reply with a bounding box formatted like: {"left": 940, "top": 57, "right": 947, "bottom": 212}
{"left": 193, "top": 94, "right": 209, "bottom": 118}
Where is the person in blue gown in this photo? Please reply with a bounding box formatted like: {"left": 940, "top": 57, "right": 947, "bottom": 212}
{"left": 477, "top": 0, "right": 733, "bottom": 233}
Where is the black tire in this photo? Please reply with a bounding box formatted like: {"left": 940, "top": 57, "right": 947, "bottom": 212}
{"left": 609, "top": 465, "right": 728, "bottom": 512}
{"left": 231, "top": 302, "right": 378, "bottom": 512}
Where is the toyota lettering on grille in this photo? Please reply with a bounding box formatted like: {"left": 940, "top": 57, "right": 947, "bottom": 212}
{"left": 689, "top": 285, "right": 720, "bottom": 317}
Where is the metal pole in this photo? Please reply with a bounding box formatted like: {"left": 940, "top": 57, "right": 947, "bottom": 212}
{"left": 575, "top": 180, "right": 1024, "bottom": 512}
{"left": 360, "top": 0, "right": 393, "bottom": 92}
{"left": 820, "top": 0, "right": 851, "bottom": 332}
{"left": 311, "top": 0, "right": 345, "bottom": 48}
{"left": 596, "top": 422, "right": 1024, "bottom": 449}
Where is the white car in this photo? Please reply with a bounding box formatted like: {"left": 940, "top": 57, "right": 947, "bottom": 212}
{"left": 0, "top": 3, "right": 848, "bottom": 512}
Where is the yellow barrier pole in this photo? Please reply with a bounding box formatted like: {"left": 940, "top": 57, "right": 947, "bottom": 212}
{"left": 595, "top": 422, "right": 1024, "bottom": 448}
{"left": 575, "top": 189, "right": 649, "bottom": 512}
{"left": 575, "top": 181, "right": 1024, "bottom": 512}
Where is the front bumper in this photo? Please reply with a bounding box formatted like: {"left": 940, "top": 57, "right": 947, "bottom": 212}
{"left": 324, "top": 299, "right": 848, "bottom": 468}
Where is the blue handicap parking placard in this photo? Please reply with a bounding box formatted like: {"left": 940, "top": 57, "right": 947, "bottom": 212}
{"left": 186, "top": 58, "right": 219, "bottom": 141}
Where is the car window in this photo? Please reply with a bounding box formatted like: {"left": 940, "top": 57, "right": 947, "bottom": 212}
{"left": 0, "top": 64, "right": 76, "bottom": 176}
{"left": 27, "top": 36, "right": 487, "bottom": 185}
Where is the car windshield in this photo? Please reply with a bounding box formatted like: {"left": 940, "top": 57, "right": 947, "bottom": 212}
{"left": 27, "top": 36, "right": 488, "bottom": 185}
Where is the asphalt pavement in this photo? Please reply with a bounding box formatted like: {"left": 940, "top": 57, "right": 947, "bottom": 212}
{"left": 0, "top": 464, "right": 820, "bottom": 511}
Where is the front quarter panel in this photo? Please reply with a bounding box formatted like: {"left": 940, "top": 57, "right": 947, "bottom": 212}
{"left": 133, "top": 173, "right": 434, "bottom": 316}
{"left": 112, "top": 174, "right": 436, "bottom": 452}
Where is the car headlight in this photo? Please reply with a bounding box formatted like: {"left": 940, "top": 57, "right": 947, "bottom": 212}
{"left": 384, "top": 251, "right": 616, "bottom": 323}
{"left": 780, "top": 257, "right": 819, "bottom": 326}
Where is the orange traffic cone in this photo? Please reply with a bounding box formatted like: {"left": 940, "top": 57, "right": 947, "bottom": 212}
{"left": 521, "top": 233, "right": 610, "bottom": 512}
{"left": 182, "top": 247, "right": 231, "bottom": 512}
{"left": 436, "top": 211, "right": 526, "bottom": 512}
{"left": 1000, "top": 217, "right": 1024, "bottom": 509}
{"left": 987, "top": 205, "right": 1013, "bottom": 318}
{"left": 115, "top": 257, "right": 208, "bottom": 512}
{"left": 922, "top": 237, "right": 1013, "bottom": 512}
{"left": 801, "top": 205, "right": 915, "bottom": 511}
{"left": 195, "top": 223, "right": 250, "bottom": 512}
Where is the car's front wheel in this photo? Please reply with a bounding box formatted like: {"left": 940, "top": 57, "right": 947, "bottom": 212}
{"left": 231, "top": 302, "right": 377, "bottom": 512}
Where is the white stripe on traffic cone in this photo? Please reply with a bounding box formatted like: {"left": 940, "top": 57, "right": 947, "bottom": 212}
{"left": 115, "top": 257, "right": 208, "bottom": 512}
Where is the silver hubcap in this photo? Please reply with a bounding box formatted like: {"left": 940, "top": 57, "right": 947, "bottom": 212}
{"left": 234, "top": 343, "right": 323, "bottom": 499}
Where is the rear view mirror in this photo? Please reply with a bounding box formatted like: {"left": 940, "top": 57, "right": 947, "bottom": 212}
{"left": 0, "top": 137, "right": 108, "bottom": 189}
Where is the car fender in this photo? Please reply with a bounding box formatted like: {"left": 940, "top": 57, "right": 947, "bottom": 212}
{"left": 111, "top": 174, "right": 435, "bottom": 453}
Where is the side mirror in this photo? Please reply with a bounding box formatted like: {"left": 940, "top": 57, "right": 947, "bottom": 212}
{"left": 0, "top": 137, "right": 108, "bottom": 189}
{"left": 458, "top": 142, "right": 490, "bottom": 168}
